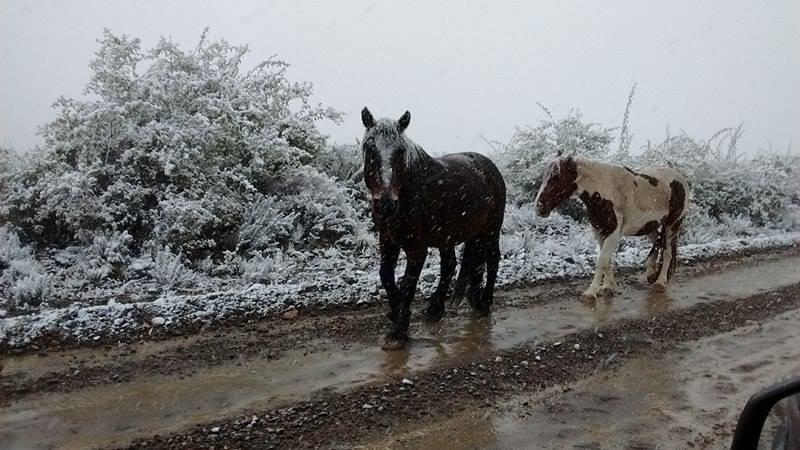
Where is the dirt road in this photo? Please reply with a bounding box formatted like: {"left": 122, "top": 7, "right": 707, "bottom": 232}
{"left": 1, "top": 249, "right": 799, "bottom": 449}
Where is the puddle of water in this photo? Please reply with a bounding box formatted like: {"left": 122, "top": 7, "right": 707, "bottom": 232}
{"left": 1, "top": 335, "right": 202, "bottom": 380}
{"left": 470, "top": 254, "right": 800, "bottom": 353}
{"left": 1, "top": 257, "right": 798, "bottom": 449}
{"left": 372, "top": 310, "right": 800, "bottom": 450}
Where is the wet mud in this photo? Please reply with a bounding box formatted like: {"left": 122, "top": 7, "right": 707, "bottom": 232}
{"left": 374, "top": 310, "right": 800, "bottom": 449}
{"left": 0, "top": 249, "right": 798, "bottom": 449}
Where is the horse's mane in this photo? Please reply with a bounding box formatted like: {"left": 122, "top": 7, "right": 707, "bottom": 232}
{"left": 367, "top": 118, "right": 436, "bottom": 173}
{"left": 542, "top": 157, "right": 564, "bottom": 180}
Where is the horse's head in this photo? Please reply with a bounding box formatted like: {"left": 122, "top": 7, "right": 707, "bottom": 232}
{"left": 360, "top": 107, "right": 412, "bottom": 220}
{"left": 535, "top": 156, "right": 579, "bottom": 217}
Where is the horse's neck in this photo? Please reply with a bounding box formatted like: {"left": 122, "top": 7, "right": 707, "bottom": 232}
{"left": 398, "top": 143, "right": 444, "bottom": 206}
{"left": 574, "top": 158, "right": 617, "bottom": 193}
{"left": 403, "top": 139, "right": 443, "bottom": 179}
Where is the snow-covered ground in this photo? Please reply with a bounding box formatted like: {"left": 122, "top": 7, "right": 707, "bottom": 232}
{"left": 2, "top": 205, "right": 797, "bottom": 350}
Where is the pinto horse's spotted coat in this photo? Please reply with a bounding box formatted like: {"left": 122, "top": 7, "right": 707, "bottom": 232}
{"left": 536, "top": 156, "right": 689, "bottom": 298}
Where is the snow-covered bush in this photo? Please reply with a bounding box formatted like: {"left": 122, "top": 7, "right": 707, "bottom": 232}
{"left": 315, "top": 142, "right": 364, "bottom": 183}
{"left": 238, "top": 168, "right": 368, "bottom": 253}
{"left": 148, "top": 246, "right": 196, "bottom": 291}
{"left": 0, "top": 29, "right": 342, "bottom": 260}
{"left": 52, "top": 229, "right": 134, "bottom": 286}
{"left": 636, "top": 126, "right": 799, "bottom": 226}
{"left": 0, "top": 226, "right": 53, "bottom": 311}
{"left": 0, "top": 146, "right": 12, "bottom": 195}
{"left": 239, "top": 251, "right": 292, "bottom": 284}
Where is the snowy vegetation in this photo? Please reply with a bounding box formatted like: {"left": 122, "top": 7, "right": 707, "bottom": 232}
{"left": 1, "top": 31, "right": 798, "bottom": 346}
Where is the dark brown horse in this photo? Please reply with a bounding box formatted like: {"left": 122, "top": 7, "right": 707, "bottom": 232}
{"left": 361, "top": 108, "right": 506, "bottom": 350}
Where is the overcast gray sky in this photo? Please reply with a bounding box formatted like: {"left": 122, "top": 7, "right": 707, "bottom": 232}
{"left": 1, "top": 0, "right": 798, "bottom": 155}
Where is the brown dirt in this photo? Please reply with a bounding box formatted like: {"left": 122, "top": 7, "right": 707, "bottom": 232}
{"left": 121, "top": 283, "right": 800, "bottom": 449}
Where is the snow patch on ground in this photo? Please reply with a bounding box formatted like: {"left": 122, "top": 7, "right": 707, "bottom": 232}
{"left": 2, "top": 223, "right": 798, "bottom": 350}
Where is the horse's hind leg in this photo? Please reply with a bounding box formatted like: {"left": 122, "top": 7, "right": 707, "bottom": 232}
{"left": 655, "top": 219, "right": 682, "bottom": 287}
{"left": 645, "top": 231, "right": 661, "bottom": 284}
{"left": 425, "top": 246, "right": 455, "bottom": 321}
{"left": 466, "top": 241, "right": 486, "bottom": 310}
{"left": 453, "top": 240, "right": 480, "bottom": 305}
{"left": 666, "top": 219, "right": 683, "bottom": 282}
{"left": 476, "top": 234, "right": 500, "bottom": 315}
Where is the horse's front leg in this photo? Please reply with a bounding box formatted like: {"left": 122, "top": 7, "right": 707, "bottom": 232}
{"left": 425, "top": 246, "right": 455, "bottom": 321}
{"left": 379, "top": 237, "right": 401, "bottom": 322}
{"left": 383, "top": 246, "right": 427, "bottom": 350}
{"left": 584, "top": 227, "right": 621, "bottom": 299}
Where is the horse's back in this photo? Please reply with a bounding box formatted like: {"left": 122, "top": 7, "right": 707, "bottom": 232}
{"left": 639, "top": 166, "right": 688, "bottom": 188}
{"left": 638, "top": 166, "right": 689, "bottom": 213}
{"left": 429, "top": 152, "right": 506, "bottom": 240}
{"left": 438, "top": 152, "right": 506, "bottom": 198}
{"left": 620, "top": 165, "right": 688, "bottom": 234}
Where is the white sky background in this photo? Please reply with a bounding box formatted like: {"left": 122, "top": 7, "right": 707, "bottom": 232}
{"left": 1, "top": 0, "right": 798, "bottom": 155}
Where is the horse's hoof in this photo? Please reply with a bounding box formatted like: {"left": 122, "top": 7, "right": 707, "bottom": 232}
{"left": 599, "top": 287, "right": 616, "bottom": 297}
{"left": 381, "top": 334, "right": 408, "bottom": 351}
{"left": 581, "top": 290, "right": 598, "bottom": 300}
{"left": 385, "top": 307, "right": 400, "bottom": 322}
{"left": 653, "top": 282, "right": 667, "bottom": 291}
{"left": 646, "top": 272, "right": 659, "bottom": 284}
{"left": 424, "top": 307, "right": 444, "bottom": 322}
{"left": 472, "top": 304, "right": 492, "bottom": 317}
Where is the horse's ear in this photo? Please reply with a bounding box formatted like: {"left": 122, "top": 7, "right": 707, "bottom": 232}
{"left": 361, "top": 107, "right": 375, "bottom": 128}
{"left": 397, "top": 111, "right": 411, "bottom": 132}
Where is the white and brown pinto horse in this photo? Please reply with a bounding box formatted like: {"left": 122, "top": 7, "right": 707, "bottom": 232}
{"left": 535, "top": 156, "right": 689, "bottom": 298}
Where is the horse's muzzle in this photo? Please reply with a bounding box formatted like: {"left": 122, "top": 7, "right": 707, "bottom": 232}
{"left": 374, "top": 197, "right": 399, "bottom": 219}
{"left": 535, "top": 203, "right": 550, "bottom": 218}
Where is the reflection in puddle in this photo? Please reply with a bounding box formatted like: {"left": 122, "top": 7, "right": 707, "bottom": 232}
{"left": 1, "top": 256, "right": 799, "bottom": 449}
{"left": 643, "top": 288, "right": 674, "bottom": 315}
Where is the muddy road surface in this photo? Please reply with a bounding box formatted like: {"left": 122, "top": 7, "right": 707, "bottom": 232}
{"left": 1, "top": 249, "right": 799, "bottom": 449}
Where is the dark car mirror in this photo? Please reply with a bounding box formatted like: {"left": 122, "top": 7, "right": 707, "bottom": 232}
{"left": 731, "top": 376, "right": 800, "bottom": 450}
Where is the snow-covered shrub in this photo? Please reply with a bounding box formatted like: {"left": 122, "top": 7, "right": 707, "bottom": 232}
{"left": 0, "top": 226, "right": 53, "bottom": 310}
{"left": 239, "top": 251, "right": 292, "bottom": 284}
{"left": 238, "top": 196, "right": 301, "bottom": 252}
{"left": 636, "top": 126, "right": 799, "bottom": 227}
{"left": 53, "top": 230, "right": 134, "bottom": 284}
{"left": 315, "top": 143, "right": 364, "bottom": 183}
{"left": 0, "top": 29, "right": 342, "bottom": 260}
{"left": 148, "top": 247, "right": 196, "bottom": 291}
{"left": 237, "top": 168, "right": 368, "bottom": 253}
{"left": 278, "top": 167, "right": 368, "bottom": 249}
{"left": 0, "top": 146, "right": 12, "bottom": 196}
